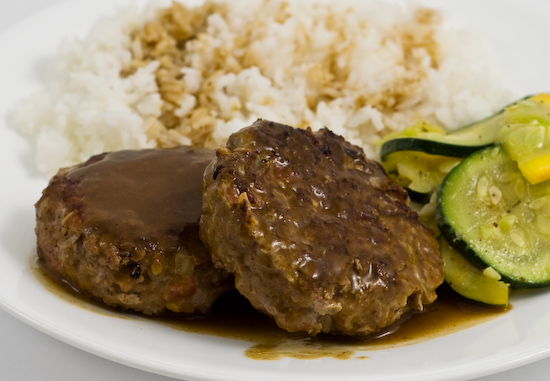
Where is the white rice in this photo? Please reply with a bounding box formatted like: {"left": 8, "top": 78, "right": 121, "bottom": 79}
{"left": 11, "top": 0, "right": 517, "bottom": 175}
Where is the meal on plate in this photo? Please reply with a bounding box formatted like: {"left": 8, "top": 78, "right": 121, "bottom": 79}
{"left": 380, "top": 94, "right": 550, "bottom": 305}
{"left": 16, "top": 0, "right": 550, "bottom": 341}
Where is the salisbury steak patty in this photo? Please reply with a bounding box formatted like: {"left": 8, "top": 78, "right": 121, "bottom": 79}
{"left": 35, "top": 147, "right": 233, "bottom": 315}
{"left": 200, "top": 120, "right": 444, "bottom": 336}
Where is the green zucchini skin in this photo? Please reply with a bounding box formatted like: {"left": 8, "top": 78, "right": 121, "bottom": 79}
{"left": 436, "top": 205, "right": 489, "bottom": 270}
{"left": 439, "top": 237, "right": 509, "bottom": 306}
{"left": 380, "top": 95, "right": 532, "bottom": 160}
{"left": 381, "top": 138, "right": 489, "bottom": 159}
{"left": 436, "top": 145, "right": 550, "bottom": 288}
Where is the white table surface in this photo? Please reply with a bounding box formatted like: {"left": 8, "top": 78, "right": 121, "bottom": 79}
{"left": 1, "top": 1, "right": 550, "bottom": 380}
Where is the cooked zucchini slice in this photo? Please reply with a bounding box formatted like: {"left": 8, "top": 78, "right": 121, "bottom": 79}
{"left": 382, "top": 150, "right": 460, "bottom": 198}
{"left": 436, "top": 145, "right": 550, "bottom": 287}
{"left": 440, "top": 237, "right": 509, "bottom": 306}
{"left": 497, "top": 94, "right": 550, "bottom": 184}
{"left": 380, "top": 109, "right": 504, "bottom": 159}
{"left": 380, "top": 136, "right": 491, "bottom": 160}
{"left": 380, "top": 94, "right": 533, "bottom": 160}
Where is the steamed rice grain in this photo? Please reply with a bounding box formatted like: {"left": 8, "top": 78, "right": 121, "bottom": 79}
{"left": 11, "top": 0, "right": 518, "bottom": 175}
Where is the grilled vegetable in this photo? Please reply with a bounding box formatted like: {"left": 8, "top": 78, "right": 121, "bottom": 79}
{"left": 381, "top": 94, "right": 550, "bottom": 199}
{"left": 436, "top": 145, "right": 550, "bottom": 287}
{"left": 382, "top": 151, "right": 460, "bottom": 200}
{"left": 496, "top": 93, "right": 550, "bottom": 184}
{"left": 380, "top": 103, "right": 510, "bottom": 160}
{"left": 440, "top": 237, "right": 509, "bottom": 306}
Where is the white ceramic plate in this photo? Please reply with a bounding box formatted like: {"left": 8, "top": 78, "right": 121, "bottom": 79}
{"left": 1, "top": 0, "right": 550, "bottom": 380}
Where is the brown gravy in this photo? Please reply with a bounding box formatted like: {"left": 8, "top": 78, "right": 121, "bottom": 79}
{"left": 65, "top": 147, "right": 214, "bottom": 251}
{"left": 31, "top": 259, "right": 508, "bottom": 361}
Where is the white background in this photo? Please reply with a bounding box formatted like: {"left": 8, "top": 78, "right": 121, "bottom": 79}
{"left": 1, "top": 1, "right": 549, "bottom": 380}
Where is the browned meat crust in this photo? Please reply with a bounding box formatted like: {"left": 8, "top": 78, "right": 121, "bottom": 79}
{"left": 200, "top": 120, "right": 444, "bottom": 336}
{"left": 35, "top": 146, "right": 233, "bottom": 315}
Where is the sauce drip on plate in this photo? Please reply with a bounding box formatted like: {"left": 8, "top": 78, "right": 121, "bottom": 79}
{"left": 32, "top": 259, "right": 507, "bottom": 361}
